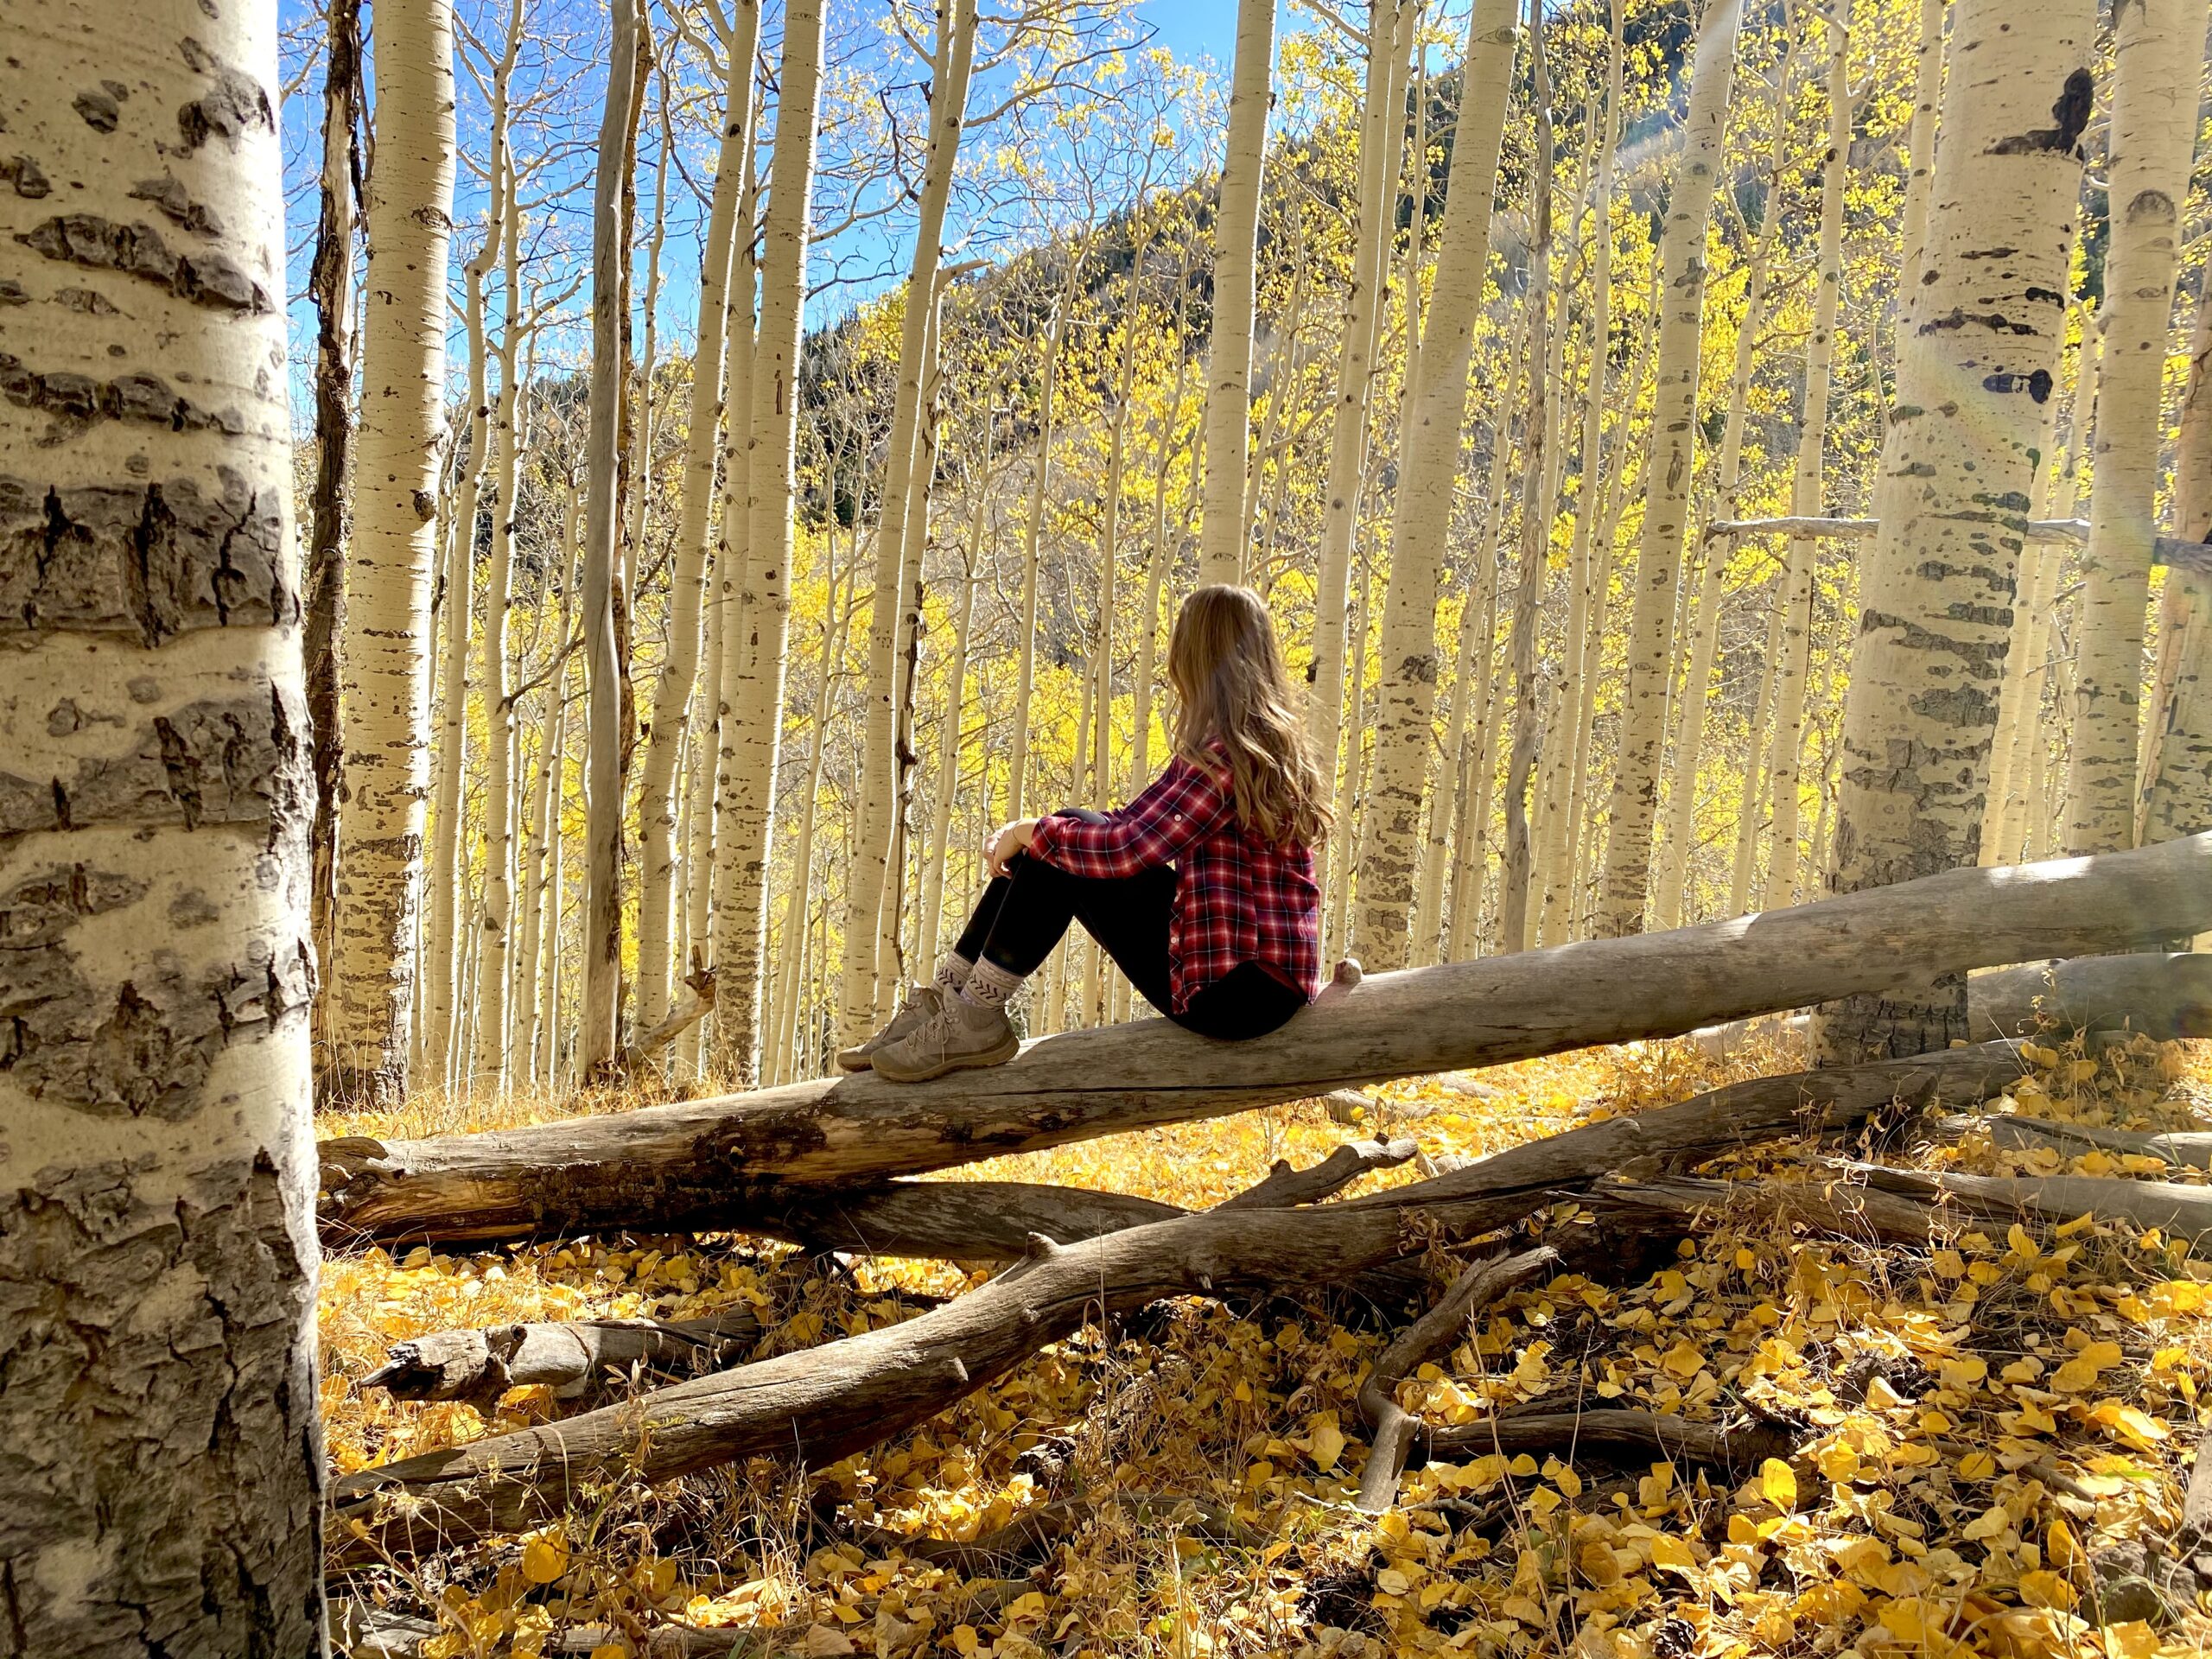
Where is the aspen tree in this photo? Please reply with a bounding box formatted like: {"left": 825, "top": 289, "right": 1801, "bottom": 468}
{"left": 474, "top": 34, "right": 526, "bottom": 1089}
{"left": 1815, "top": 0, "right": 2092, "bottom": 1063}
{"left": 579, "top": 0, "right": 643, "bottom": 1077}
{"left": 423, "top": 243, "right": 491, "bottom": 1084}
{"left": 307, "top": 0, "right": 362, "bottom": 1053}
{"left": 1986, "top": 308, "right": 2092, "bottom": 863}
{"left": 637, "top": 0, "right": 759, "bottom": 1038}
{"left": 1897, "top": 0, "right": 1943, "bottom": 295}
{"left": 842, "top": 0, "right": 978, "bottom": 1039}
{"left": 515, "top": 496, "right": 576, "bottom": 1085}
{"left": 769, "top": 562, "right": 851, "bottom": 1082}
{"left": 1594, "top": 0, "right": 1743, "bottom": 938}
{"left": 1764, "top": 0, "right": 1852, "bottom": 909}
{"left": 1198, "top": 0, "right": 1279, "bottom": 585}
{"left": 1133, "top": 220, "right": 1201, "bottom": 791}
{"left": 331, "top": 0, "right": 456, "bottom": 1099}
{"left": 2066, "top": 0, "right": 2206, "bottom": 852}
{"left": 1534, "top": 0, "right": 1624, "bottom": 945}
{"left": 1308, "top": 2, "right": 1414, "bottom": 783}
{"left": 1497, "top": 4, "right": 1562, "bottom": 957}
{"left": 2144, "top": 285, "right": 2212, "bottom": 842}
{"left": 0, "top": 0, "right": 322, "bottom": 1641}
{"left": 918, "top": 543, "right": 981, "bottom": 969}
{"left": 1006, "top": 249, "right": 1088, "bottom": 821}
{"left": 1353, "top": 0, "right": 1517, "bottom": 970}
{"left": 1651, "top": 29, "right": 1802, "bottom": 931}
{"left": 713, "top": 0, "right": 827, "bottom": 1083}
{"left": 882, "top": 296, "right": 944, "bottom": 1000}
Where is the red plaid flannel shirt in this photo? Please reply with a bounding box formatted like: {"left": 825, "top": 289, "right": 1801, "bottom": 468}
{"left": 1026, "top": 750, "right": 1320, "bottom": 1014}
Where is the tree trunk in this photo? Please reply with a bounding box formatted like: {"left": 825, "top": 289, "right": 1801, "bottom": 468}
{"left": 331, "top": 0, "right": 456, "bottom": 1101}
{"left": 638, "top": 9, "right": 758, "bottom": 1037}
{"left": 0, "top": 3, "right": 325, "bottom": 1643}
{"left": 1133, "top": 226, "right": 1201, "bottom": 793}
{"left": 307, "top": 0, "right": 362, "bottom": 1080}
{"left": 2145, "top": 284, "right": 2212, "bottom": 844}
{"left": 1651, "top": 35, "right": 1801, "bottom": 931}
{"left": 1816, "top": 0, "right": 2092, "bottom": 1063}
{"left": 317, "top": 831, "right": 2212, "bottom": 1244}
{"left": 1197, "top": 0, "right": 1278, "bottom": 585}
{"left": 713, "top": 0, "right": 825, "bottom": 1083}
{"left": 843, "top": 0, "right": 978, "bottom": 1041}
{"left": 1309, "top": 0, "right": 1412, "bottom": 811}
{"left": 1595, "top": 0, "right": 1742, "bottom": 938}
{"left": 1764, "top": 0, "right": 1852, "bottom": 909}
{"left": 1896, "top": 0, "right": 1944, "bottom": 298}
{"left": 2067, "top": 0, "right": 2206, "bottom": 851}
{"left": 1354, "top": 0, "right": 1517, "bottom": 969}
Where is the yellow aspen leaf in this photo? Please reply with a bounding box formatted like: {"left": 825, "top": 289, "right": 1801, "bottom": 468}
{"left": 1553, "top": 1464, "right": 1585, "bottom": 1498}
{"left": 588, "top": 1648, "right": 627, "bottom": 1659}
{"left": 520, "top": 1534, "right": 568, "bottom": 1585}
{"left": 1817, "top": 1441, "right": 1861, "bottom": 1483}
{"left": 2104, "top": 1620, "right": 2160, "bottom": 1659}
{"left": 1760, "top": 1459, "right": 1797, "bottom": 1510}
{"left": 1579, "top": 1541, "right": 1624, "bottom": 1586}
{"left": 2088, "top": 1402, "right": 2169, "bottom": 1449}
{"left": 2007, "top": 1224, "right": 2040, "bottom": 1261}
{"left": 1962, "top": 1507, "right": 2012, "bottom": 1541}
{"left": 1376, "top": 1567, "right": 1413, "bottom": 1597}
{"left": 1649, "top": 1535, "right": 1696, "bottom": 1574}
{"left": 2018, "top": 1570, "right": 2077, "bottom": 1611}
{"left": 1309, "top": 1416, "right": 1346, "bottom": 1471}
{"left": 1957, "top": 1451, "right": 1996, "bottom": 1480}
{"left": 1662, "top": 1341, "right": 1705, "bottom": 1378}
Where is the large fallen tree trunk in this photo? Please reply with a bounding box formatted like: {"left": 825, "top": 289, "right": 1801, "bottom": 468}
{"left": 327, "top": 1046, "right": 2024, "bottom": 1563}
{"left": 319, "top": 836, "right": 2212, "bottom": 1247}
{"left": 1942, "top": 1114, "right": 2212, "bottom": 1168}
{"left": 359, "top": 1308, "right": 765, "bottom": 1407}
{"left": 1694, "top": 953, "right": 2212, "bottom": 1058}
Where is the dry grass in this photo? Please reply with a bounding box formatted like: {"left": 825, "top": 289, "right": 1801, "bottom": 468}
{"left": 321, "top": 1033, "right": 2212, "bottom": 1659}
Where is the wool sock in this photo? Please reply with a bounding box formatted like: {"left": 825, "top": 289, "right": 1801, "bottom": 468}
{"left": 933, "top": 951, "right": 974, "bottom": 997}
{"left": 958, "top": 957, "right": 1025, "bottom": 1010}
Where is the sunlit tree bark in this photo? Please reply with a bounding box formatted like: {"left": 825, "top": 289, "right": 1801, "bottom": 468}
{"left": 1815, "top": 0, "right": 2091, "bottom": 1062}
{"left": 0, "top": 0, "right": 323, "bottom": 1641}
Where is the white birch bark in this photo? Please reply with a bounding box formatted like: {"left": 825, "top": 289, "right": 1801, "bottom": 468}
{"left": 1593, "top": 0, "right": 1743, "bottom": 938}
{"left": 1764, "top": 0, "right": 1853, "bottom": 910}
{"left": 711, "top": 0, "right": 826, "bottom": 1084}
{"left": 1815, "top": 0, "right": 2092, "bottom": 1062}
{"left": 1308, "top": 0, "right": 1411, "bottom": 793}
{"left": 2065, "top": 0, "right": 2206, "bottom": 852}
{"left": 1651, "top": 35, "right": 1801, "bottom": 931}
{"left": 331, "top": 0, "right": 455, "bottom": 1099}
{"left": 637, "top": 4, "right": 757, "bottom": 1036}
{"left": 2145, "top": 283, "right": 2212, "bottom": 842}
{"left": 1897, "top": 0, "right": 1945, "bottom": 298}
{"left": 1197, "top": 0, "right": 1279, "bottom": 585}
{"left": 1351, "top": 0, "right": 1517, "bottom": 970}
{"left": 840, "top": 0, "right": 976, "bottom": 1039}
{"left": 579, "top": 0, "right": 641, "bottom": 1077}
{"left": 0, "top": 3, "right": 323, "bottom": 1643}
{"left": 1132, "top": 226, "right": 1201, "bottom": 792}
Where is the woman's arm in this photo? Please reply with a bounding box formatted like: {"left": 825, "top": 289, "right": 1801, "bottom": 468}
{"left": 1025, "top": 760, "right": 1233, "bottom": 878}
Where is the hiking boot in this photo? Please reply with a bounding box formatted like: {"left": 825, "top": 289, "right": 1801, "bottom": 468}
{"left": 870, "top": 996, "right": 1020, "bottom": 1084}
{"left": 835, "top": 984, "right": 943, "bottom": 1072}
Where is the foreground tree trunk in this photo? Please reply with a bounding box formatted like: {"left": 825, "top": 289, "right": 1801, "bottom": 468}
{"left": 1354, "top": 0, "right": 1516, "bottom": 969}
{"left": 1817, "top": 0, "right": 2092, "bottom": 1063}
{"left": 842, "top": 0, "right": 977, "bottom": 1040}
{"left": 579, "top": 0, "right": 644, "bottom": 1077}
{"left": 713, "top": 0, "right": 827, "bottom": 1083}
{"left": 1197, "top": 0, "right": 1278, "bottom": 585}
{"left": 2066, "top": 0, "right": 2207, "bottom": 852}
{"left": 306, "top": 0, "right": 362, "bottom": 1072}
{"left": 0, "top": 3, "right": 325, "bottom": 1644}
{"left": 316, "top": 832, "right": 2212, "bottom": 1243}
{"left": 2145, "top": 285, "right": 2212, "bottom": 844}
{"left": 1595, "top": 0, "right": 1742, "bottom": 938}
{"left": 330, "top": 0, "right": 457, "bottom": 1100}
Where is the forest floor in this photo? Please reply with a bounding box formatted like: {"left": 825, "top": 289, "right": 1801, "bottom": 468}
{"left": 322, "top": 1029, "right": 2212, "bottom": 1659}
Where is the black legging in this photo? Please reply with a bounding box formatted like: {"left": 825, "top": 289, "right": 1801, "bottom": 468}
{"left": 950, "top": 814, "right": 1306, "bottom": 1042}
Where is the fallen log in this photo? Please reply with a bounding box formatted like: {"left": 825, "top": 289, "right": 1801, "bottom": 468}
{"left": 332, "top": 1603, "right": 770, "bottom": 1659}
{"left": 1940, "top": 1114, "right": 2212, "bottom": 1168}
{"left": 319, "top": 835, "right": 2212, "bottom": 1248}
{"left": 358, "top": 1308, "right": 763, "bottom": 1407}
{"left": 1693, "top": 953, "right": 2212, "bottom": 1059}
{"left": 327, "top": 1048, "right": 2024, "bottom": 1563}
{"left": 1850, "top": 1165, "right": 2212, "bottom": 1236}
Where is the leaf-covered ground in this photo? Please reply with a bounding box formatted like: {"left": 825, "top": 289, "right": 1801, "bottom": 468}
{"left": 323, "top": 1033, "right": 2212, "bottom": 1659}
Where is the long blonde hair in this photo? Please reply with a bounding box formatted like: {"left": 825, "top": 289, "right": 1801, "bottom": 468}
{"left": 1167, "top": 585, "right": 1331, "bottom": 847}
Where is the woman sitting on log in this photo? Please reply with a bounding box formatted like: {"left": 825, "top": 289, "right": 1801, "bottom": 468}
{"left": 844, "top": 584, "right": 1333, "bottom": 1084}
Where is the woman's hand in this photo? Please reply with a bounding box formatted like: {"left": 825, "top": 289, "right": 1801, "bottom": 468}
{"left": 987, "top": 818, "right": 1039, "bottom": 877}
